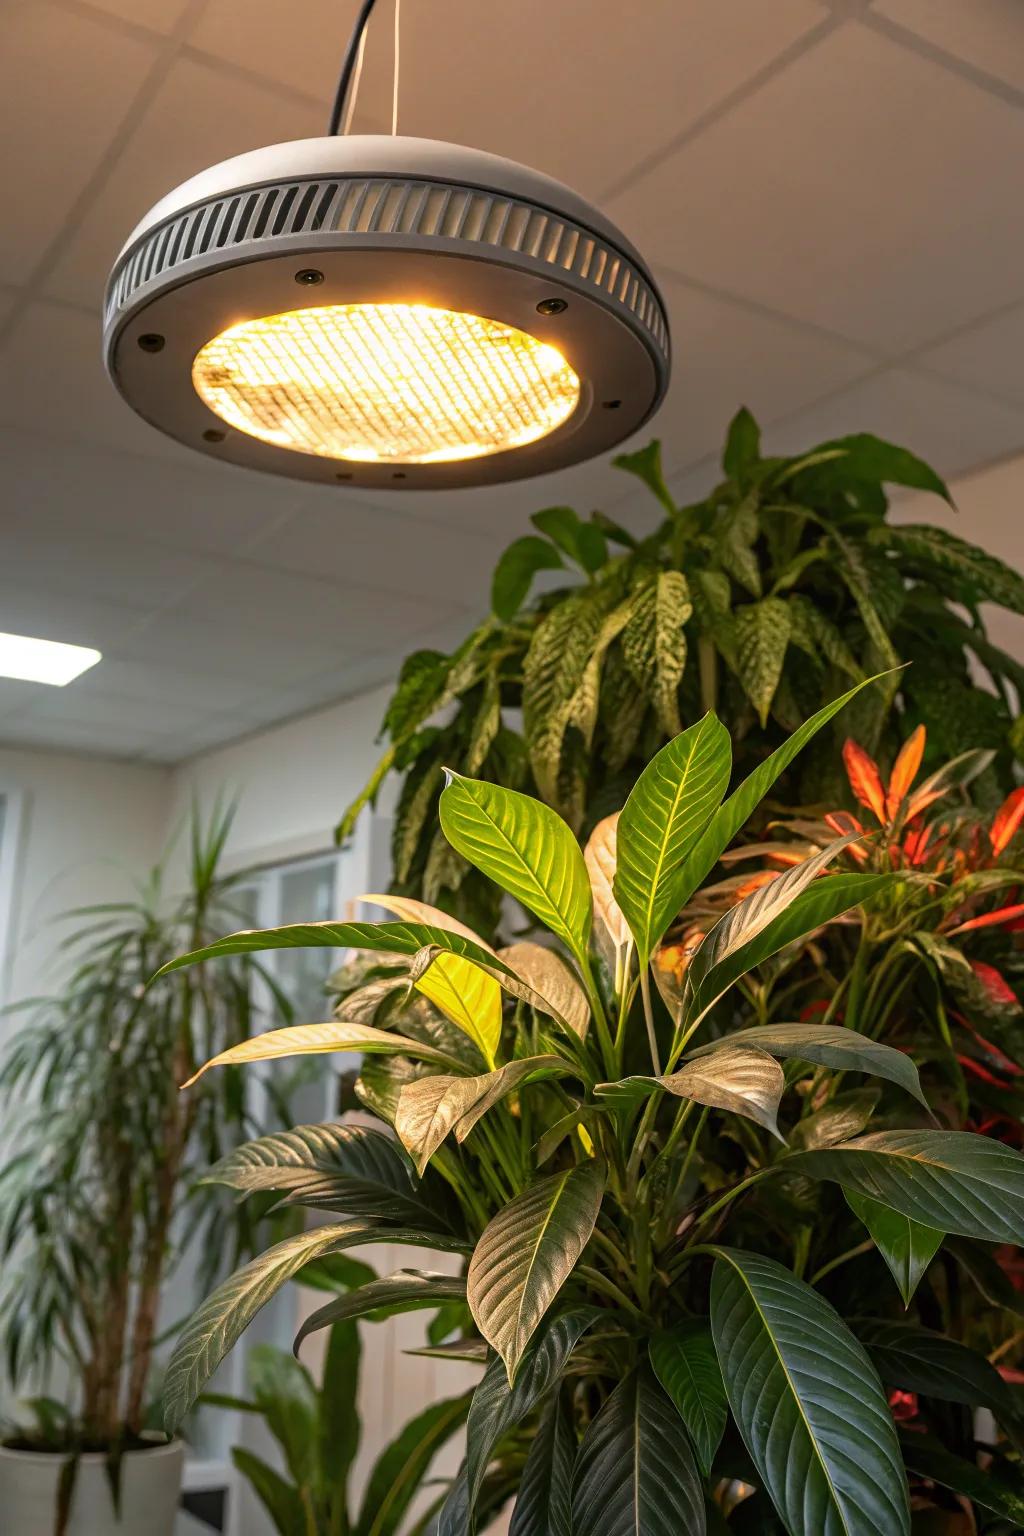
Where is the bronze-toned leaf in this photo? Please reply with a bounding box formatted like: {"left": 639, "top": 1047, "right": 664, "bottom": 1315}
{"left": 596, "top": 1045, "right": 784, "bottom": 1138}
{"left": 497, "top": 942, "right": 590, "bottom": 1039}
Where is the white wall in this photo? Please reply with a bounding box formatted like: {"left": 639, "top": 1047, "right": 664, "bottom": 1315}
{"left": 0, "top": 745, "right": 168, "bottom": 1016}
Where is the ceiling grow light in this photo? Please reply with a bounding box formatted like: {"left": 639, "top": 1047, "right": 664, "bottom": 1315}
{"left": 102, "top": 4, "right": 670, "bottom": 490}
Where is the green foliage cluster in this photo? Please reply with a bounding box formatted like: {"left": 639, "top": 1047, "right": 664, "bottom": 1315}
{"left": 158, "top": 683, "right": 1024, "bottom": 1534}
{"left": 341, "top": 412, "right": 1024, "bottom": 936}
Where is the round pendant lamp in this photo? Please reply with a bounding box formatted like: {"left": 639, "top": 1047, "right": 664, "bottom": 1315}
{"left": 102, "top": 5, "right": 670, "bottom": 490}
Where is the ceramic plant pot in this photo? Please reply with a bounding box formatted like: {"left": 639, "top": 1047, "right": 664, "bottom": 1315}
{"left": 0, "top": 1436, "right": 184, "bottom": 1535}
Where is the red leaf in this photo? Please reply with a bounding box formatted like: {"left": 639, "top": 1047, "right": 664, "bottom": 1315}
{"left": 843, "top": 739, "right": 887, "bottom": 824}
{"left": 970, "top": 959, "right": 1019, "bottom": 1009}
{"left": 824, "top": 811, "right": 869, "bottom": 863}
{"left": 949, "top": 903, "right": 1024, "bottom": 936}
{"left": 990, "top": 785, "right": 1024, "bottom": 857}
{"left": 886, "top": 724, "right": 925, "bottom": 817}
{"left": 902, "top": 824, "right": 933, "bottom": 866}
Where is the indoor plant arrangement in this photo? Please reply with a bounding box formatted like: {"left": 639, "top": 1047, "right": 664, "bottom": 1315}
{"left": 0, "top": 807, "right": 290, "bottom": 1536}
{"left": 339, "top": 411, "right": 1024, "bottom": 936}
{"left": 157, "top": 680, "right": 1024, "bottom": 1532}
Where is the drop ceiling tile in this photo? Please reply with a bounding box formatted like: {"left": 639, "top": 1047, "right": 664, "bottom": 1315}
{"left": 0, "top": 301, "right": 197, "bottom": 460}
{"left": 0, "top": 2, "right": 159, "bottom": 283}
{"left": 66, "top": 658, "right": 270, "bottom": 713}
{"left": 914, "top": 302, "right": 1024, "bottom": 410}
{"left": 0, "top": 678, "right": 45, "bottom": 719}
{"left": 0, "top": 713, "right": 167, "bottom": 758}
{"left": 0, "top": 582, "right": 149, "bottom": 652}
{"left": 765, "top": 367, "right": 1024, "bottom": 481}
{"left": 190, "top": 0, "right": 827, "bottom": 197}
{"left": 116, "top": 609, "right": 366, "bottom": 681}
{"left": 44, "top": 56, "right": 323, "bottom": 308}
{"left": 3, "top": 532, "right": 218, "bottom": 609}
{"left": 25, "top": 686, "right": 216, "bottom": 737}
{"left": 246, "top": 496, "right": 500, "bottom": 602}
{"left": 1, "top": 429, "right": 297, "bottom": 554}
{"left": 608, "top": 23, "right": 1024, "bottom": 351}
{"left": 872, "top": 0, "right": 1024, "bottom": 92}
{"left": 88, "top": 0, "right": 195, "bottom": 35}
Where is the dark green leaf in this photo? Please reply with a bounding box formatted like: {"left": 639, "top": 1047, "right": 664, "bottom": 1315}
{"left": 789, "top": 1089, "right": 880, "bottom": 1152}
{"left": 692, "top": 1022, "right": 927, "bottom": 1108}
{"left": 649, "top": 1323, "right": 727, "bottom": 1476}
{"left": 531, "top": 507, "right": 607, "bottom": 573}
{"left": 722, "top": 407, "right": 761, "bottom": 481}
{"left": 355, "top": 1392, "right": 472, "bottom": 1536}
{"left": 321, "top": 1320, "right": 361, "bottom": 1500}
{"left": 844, "top": 1190, "right": 942, "bottom": 1304}
{"left": 492, "top": 536, "right": 566, "bottom": 621}
{"left": 570, "top": 1363, "right": 705, "bottom": 1536}
{"left": 791, "top": 434, "right": 952, "bottom": 505}
{"left": 509, "top": 1393, "right": 575, "bottom": 1536}
{"left": 295, "top": 1270, "right": 468, "bottom": 1353}
{"left": 231, "top": 1448, "right": 306, "bottom": 1536}
{"left": 733, "top": 598, "right": 792, "bottom": 726}
{"left": 612, "top": 440, "right": 676, "bottom": 516}
{"left": 467, "top": 1163, "right": 605, "bottom": 1383}
{"left": 246, "top": 1344, "right": 319, "bottom": 1489}
{"left": 898, "top": 1433, "right": 1024, "bottom": 1523}
{"left": 856, "top": 1319, "right": 1013, "bottom": 1418}
{"left": 889, "top": 524, "right": 1024, "bottom": 612}
{"left": 710, "top": 1248, "right": 910, "bottom": 1536}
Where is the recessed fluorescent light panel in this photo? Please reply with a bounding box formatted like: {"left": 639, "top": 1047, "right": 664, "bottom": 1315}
{"left": 0, "top": 632, "right": 101, "bottom": 687}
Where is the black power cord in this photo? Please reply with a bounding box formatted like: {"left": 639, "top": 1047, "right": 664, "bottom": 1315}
{"left": 328, "top": 0, "right": 383, "bottom": 135}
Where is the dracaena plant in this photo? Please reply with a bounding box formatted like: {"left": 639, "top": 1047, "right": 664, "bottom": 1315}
{"left": 339, "top": 411, "right": 1024, "bottom": 937}
{"left": 158, "top": 678, "right": 1024, "bottom": 1533}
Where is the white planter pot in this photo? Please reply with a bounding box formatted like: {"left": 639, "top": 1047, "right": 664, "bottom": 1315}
{"left": 0, "top": 1437, "right": 184, "bottom": 1535}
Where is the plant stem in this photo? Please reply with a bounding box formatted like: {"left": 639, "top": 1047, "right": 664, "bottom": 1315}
{"left": 639, "top": 965, "right": 662, "bottom": 1074}
{"left": 687, "top": 1168, "right": 774, "bottom": 1239}
{"left": 809, "top": 1239, "right": 874, "bottom": 1286}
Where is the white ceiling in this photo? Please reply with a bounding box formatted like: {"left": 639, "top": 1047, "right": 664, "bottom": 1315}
{"left": 3, "top": 0, "right": 1024, "bottom": 763}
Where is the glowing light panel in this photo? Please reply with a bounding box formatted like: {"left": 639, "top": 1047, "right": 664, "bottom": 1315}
{"left": 191, "top": 302, "right": 581, "bottom": 464}
{"left": 0, "top": 632, "right": 101, "bottom": 686}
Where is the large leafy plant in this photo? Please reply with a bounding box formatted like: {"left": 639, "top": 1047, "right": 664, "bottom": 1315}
{"left": 158, "top": 681, "right": 1024, "bottom": 1533}
{"left": 340, "top": 412, "right": 1024, "bottom": 935}
{"left": 0, "top": 807, "right": 291, "bottom": 1458}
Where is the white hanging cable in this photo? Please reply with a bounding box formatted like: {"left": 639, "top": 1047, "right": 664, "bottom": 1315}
{"left": 392, "top": 0, "right": 402, "bottom": 136}
{"left": 342, "top": 25, "right": 368, "bottom": 134}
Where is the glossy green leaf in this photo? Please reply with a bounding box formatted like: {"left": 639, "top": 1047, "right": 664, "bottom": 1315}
{"left": 691, "top": 1021, "right": 927, "bottom": 1108}
{"left": 164, "top": 1222, "right": 383, "bottom": 1432}
{"left": 570, "top": 1363, "right": 705, "bottom": 1536}
{"left": 844, "top": 1190, "right": 942, "bottom": 1304}
{"left": 685, "top": 873, "right": 893, "bottom": 1026}
{"left": 612, "top": 439, "right": 676, "bottom": 516}
{"left": 595, "top": 1046, "right": 784, "bottom": 1139}
{"left": 355, "top": 1393, "right": 473, "bottom": 1536}
{"left": 202, "top": 1122, "right": 441, "bottom": 1227}
{"left": 439, "top": 773, "right": 593, "bottom": 965}
{"left": 790, "top": 1090, "right": 880, "bottom": 1152}
{"left": 444, "top": 1308, "right": 599, "bottom": 1534}
{"left": 649, "top": 1323, "right": 727, "bottom": 1477}
{"left": 231, "top": 1448, "right": 306, "bottom": 1536}
{"left": 614, "top": 713, "right": 732, "bottom": 967}
{"left": 710, "top": 1248, "right": 910, "bottom": 1536}
{"left": 722, "top": 407, "right": 761, "bottom": 480}
{"left": 246, "top": 1344, "right": 319, "bottom": 1488}
{"left": 395, "top": 1056, "right": 569, "bottom": 1175}
{"left": 321, "top": 1319, "right": 361, "bottom": 1500}
{"left": 468, "top": 1162, "right": 604, "bottom": 1383}
{"left": 182, "top": 1018, "right": 459, "bottom": 1085}
{"left": 792, "top": 434, "right": 952, "bottom": 505}
{"left": 856, "top": 1319, "right": 1013, "bottom": 1418}
{"left": 898, "top": 1434, "right": 1024, "bottom": 1523}
{"left": 492, "top": 535, "right": 566, "bottom": 621}
{"left": 509, "top": 1393, "right": 575, "bottom": 1536}
{"left": 531, "top": 506, "right": 607, "bottom": 574}
{"left": 789, "top": 1130, "right": 1024, "bottom": 1244}
{"left": 295, "top": 1270, "right": 469, "bottom": 1353}
{"left": 674, "top": 675, "right": 891, "bottom": 910}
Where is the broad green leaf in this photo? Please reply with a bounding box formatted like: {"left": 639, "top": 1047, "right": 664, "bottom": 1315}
{"left": 444, "top": 1308, "right": 599, "bottom": 1534}
{"left": 492, "top": 535, "right": 566, "bottom": 620}
{"left": 898, "top": 1433, "right": 1024, "bottom": 1523}
{"left": 685, "top": 873, "right": 893, "bottom": 1026}
{"left": 201, "top": 1122, "right": 442, "bottom": 1227}
{"left": 531, "top": 506, "right": 607, "bottom": 573}
{"left": 164, "top": 1222, "right": 385, "bottom": 1431}
{"left": 649, "top": 1323, "right": 727, "bottom": 1477}
{"left": 691, "top": 1022, "right": 927, "bottom": 1108}
{"left": 715, "top": 495, "right": 762, "bottom": 597}
{"left": 890, "top": 524, "right": 1024, "bottom": 610}
{"left": 509, "top": 1393, "right": 575, "bottom": 1536}
{"left": 790, "top": 1089, "right": 880, "bottom": 1152}
{"left": 614, "top": 713, "right": 732, "bottom": 966}
{"left": 845, "top": 1190, "right": 942, "bottom": 1305}
{"left": 734, "top": 598, "right": 791, "bottom": 725}
{"left": 182, "top": 1019, "right": 459, "bottom": 1086}
{"left": 231, "top": 1448, "right": 306, "bottom": 1536}
{"left": 710, "top": 1248, "right": 910, "bottom": 1536}
{"left": 792, "top": 433, "right": 952, "bottom": 505}
{"left": 355, "top": 1393, "right": 473, "bottom": 1536}
{"left": 685, "top": 835, "right": 859, "bottom": 1007}
{"left": 570, "top": 1363, "right": 705, "bottom": 1536}
{"left": 789, "top": 1130, "right": 1024, "bottom": 1244}
{"left": 468, "top": 1162, "right": 605, "bottom": 1383}
{"left": 722, "top": 406, "right": 761, "bottom": 480}
{"left": 321, "top": 1320, "right": 361, "bottom": 1499}
{"left": 407, "top": 945, "right": 502, "bottom": 1068}
{"left": 246, "top": 1344, "right": 319, "bottom": 1488}
{"left": 439, "top": 773, "right": 592, "bottom": 965}
{"left": 856, "top": 1319, "right": 1013, "bottom": 1418}
{"left": 497, "top": 943, "right": 590, "bottom": 1039}
{"left": 296, "top": 1270, "right": 469, "bottom": 1353}
{"left": 522, "top": 586, "right": 610, "bottom": 806}
{"left": 395, "top": 1057, "right": 569, "bottom": 1175}
{"left": 947, "top": 1236, "right": 1024, "bottom": 1318}
{"left": 595, "top": 1046, "right": 784, "bottom": 1139}
{"left": 674, "top": 675, "right": 891, "bottom": 911}
{"left": 612, "top": 439, "right": 676, "bottom": 516}
{"left": 622, "top": 573, "right": 692, "bottom": 735}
